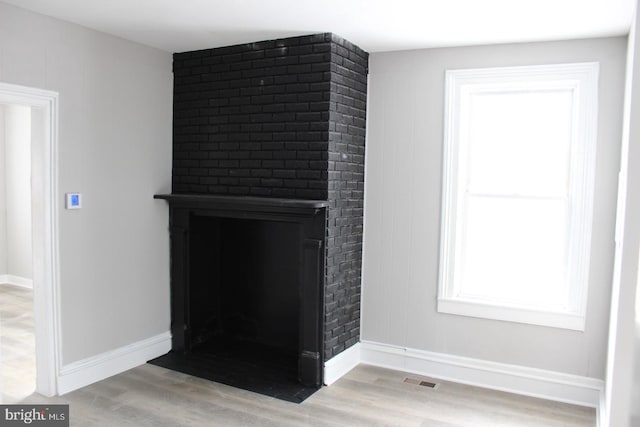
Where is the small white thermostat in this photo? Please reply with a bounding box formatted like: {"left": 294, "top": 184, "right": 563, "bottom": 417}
{"left": 65, "top": 193, "right": 82, "bottom": 209}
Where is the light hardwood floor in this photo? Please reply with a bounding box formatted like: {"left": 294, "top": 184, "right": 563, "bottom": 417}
{"left": 17, "top": 364, "right": 596, "bottom": 426}
{"left": 1, "top": 284, "right": 596, "bottom": 426}
{"left": 0, "top": 284, "right": 36, "bottom": 403}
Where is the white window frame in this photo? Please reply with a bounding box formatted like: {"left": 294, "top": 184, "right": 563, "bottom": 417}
{"left": 438, "top": 62, "right": 599, "bottom": 331}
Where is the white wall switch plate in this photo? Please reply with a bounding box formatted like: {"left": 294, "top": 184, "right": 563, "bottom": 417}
{"left": 66, "top": 193, "right": 82, "bottom": 209}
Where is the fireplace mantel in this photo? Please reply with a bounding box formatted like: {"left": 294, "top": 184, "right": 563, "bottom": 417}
{"left": 154, "top": 194, "right": 328, "bottom": 216}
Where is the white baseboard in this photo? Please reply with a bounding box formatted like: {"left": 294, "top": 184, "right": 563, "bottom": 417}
{"left": 324, "top": 343, "right": 361, "bottom": 385}
{"left": 0, "top": 274, "right": 33, "bottom": 289}
{"left": 57, "top": 331, "right": 171, "bottom": 395}
{"left": 360, "top": 340, "right": 604, "bottom": 408}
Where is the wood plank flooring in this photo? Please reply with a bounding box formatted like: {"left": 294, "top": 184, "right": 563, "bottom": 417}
{"left": 16, "top": 364, "right": 595, "bottom": 426}
{"left": 1, "top": 284, "right": 596, "bottom": 426}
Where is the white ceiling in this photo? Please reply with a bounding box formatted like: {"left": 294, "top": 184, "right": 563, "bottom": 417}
{"left": 2, "top": 0, "right": 636, "bottom": 53}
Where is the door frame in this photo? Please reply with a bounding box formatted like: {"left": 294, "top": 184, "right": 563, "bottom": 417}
{"left": 0, "top": 81, "right": 60, "bottom": 396}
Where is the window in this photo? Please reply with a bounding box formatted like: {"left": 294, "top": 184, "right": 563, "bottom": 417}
{"left": 438, "top": 63, "right": 599, "bottom": 331}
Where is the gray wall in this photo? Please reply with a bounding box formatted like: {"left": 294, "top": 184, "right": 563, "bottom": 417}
{"left": 0, "top": 105, "right": 6, "bottom": 275}
{"left": 4, "top": 104, "right": 33, "bottom": 281}
{"left": 633, "top": 319, "right": 640, "bottom": 426}
{"left": 0, "top": 3, "right": 173, "bottom": 364}
{"left": 362, "top": 37, "right": 626, "bottom": 379}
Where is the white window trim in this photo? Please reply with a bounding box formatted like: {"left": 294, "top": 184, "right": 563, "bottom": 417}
{"left": 438, "top": 62, "right": 599, "bottom": 331}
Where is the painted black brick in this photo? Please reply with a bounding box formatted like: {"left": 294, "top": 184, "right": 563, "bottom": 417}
{"left": 173, "top": 33, "right": 334, "bottom": 198}
{"left": 324, "top": 34, "right": 368, "bottom": 360}
{"left": 171, "top": 32, "right": 368, "bottom": 363}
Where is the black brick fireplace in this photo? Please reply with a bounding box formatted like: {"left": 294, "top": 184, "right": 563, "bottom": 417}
{"left": 153, "top": 33, "right": 367, "bottom": 402}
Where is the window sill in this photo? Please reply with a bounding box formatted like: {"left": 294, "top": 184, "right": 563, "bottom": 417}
{"left": 437, "top": 298, "right": 585, "bottom": 331}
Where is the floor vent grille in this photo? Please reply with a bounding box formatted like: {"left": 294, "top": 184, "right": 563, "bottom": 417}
{"left": 404, "top": 377, "right": 438, "bottom": 389}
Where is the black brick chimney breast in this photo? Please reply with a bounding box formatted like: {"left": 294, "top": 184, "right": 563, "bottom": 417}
{"left": 171, "top": 32, "right": 368, "bottom": 363}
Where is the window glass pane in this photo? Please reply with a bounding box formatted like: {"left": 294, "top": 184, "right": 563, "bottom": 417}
{"left": 456, "top": 196, "right": 568, "bottom": 309}
{"left": 465, "top": 90, "right": 573, "bottom": 198}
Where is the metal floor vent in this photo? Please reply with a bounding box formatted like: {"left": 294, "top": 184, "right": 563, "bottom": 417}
{"left": 404, "top": 377, "right": 438, "bottom": 389}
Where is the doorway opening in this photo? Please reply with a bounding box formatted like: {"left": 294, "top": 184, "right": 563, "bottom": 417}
{"left": 0, "top": 103, "right": 35, "bottom": 402}
{"left": 0, "top": 82, "right": 60, "bottom": 399}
